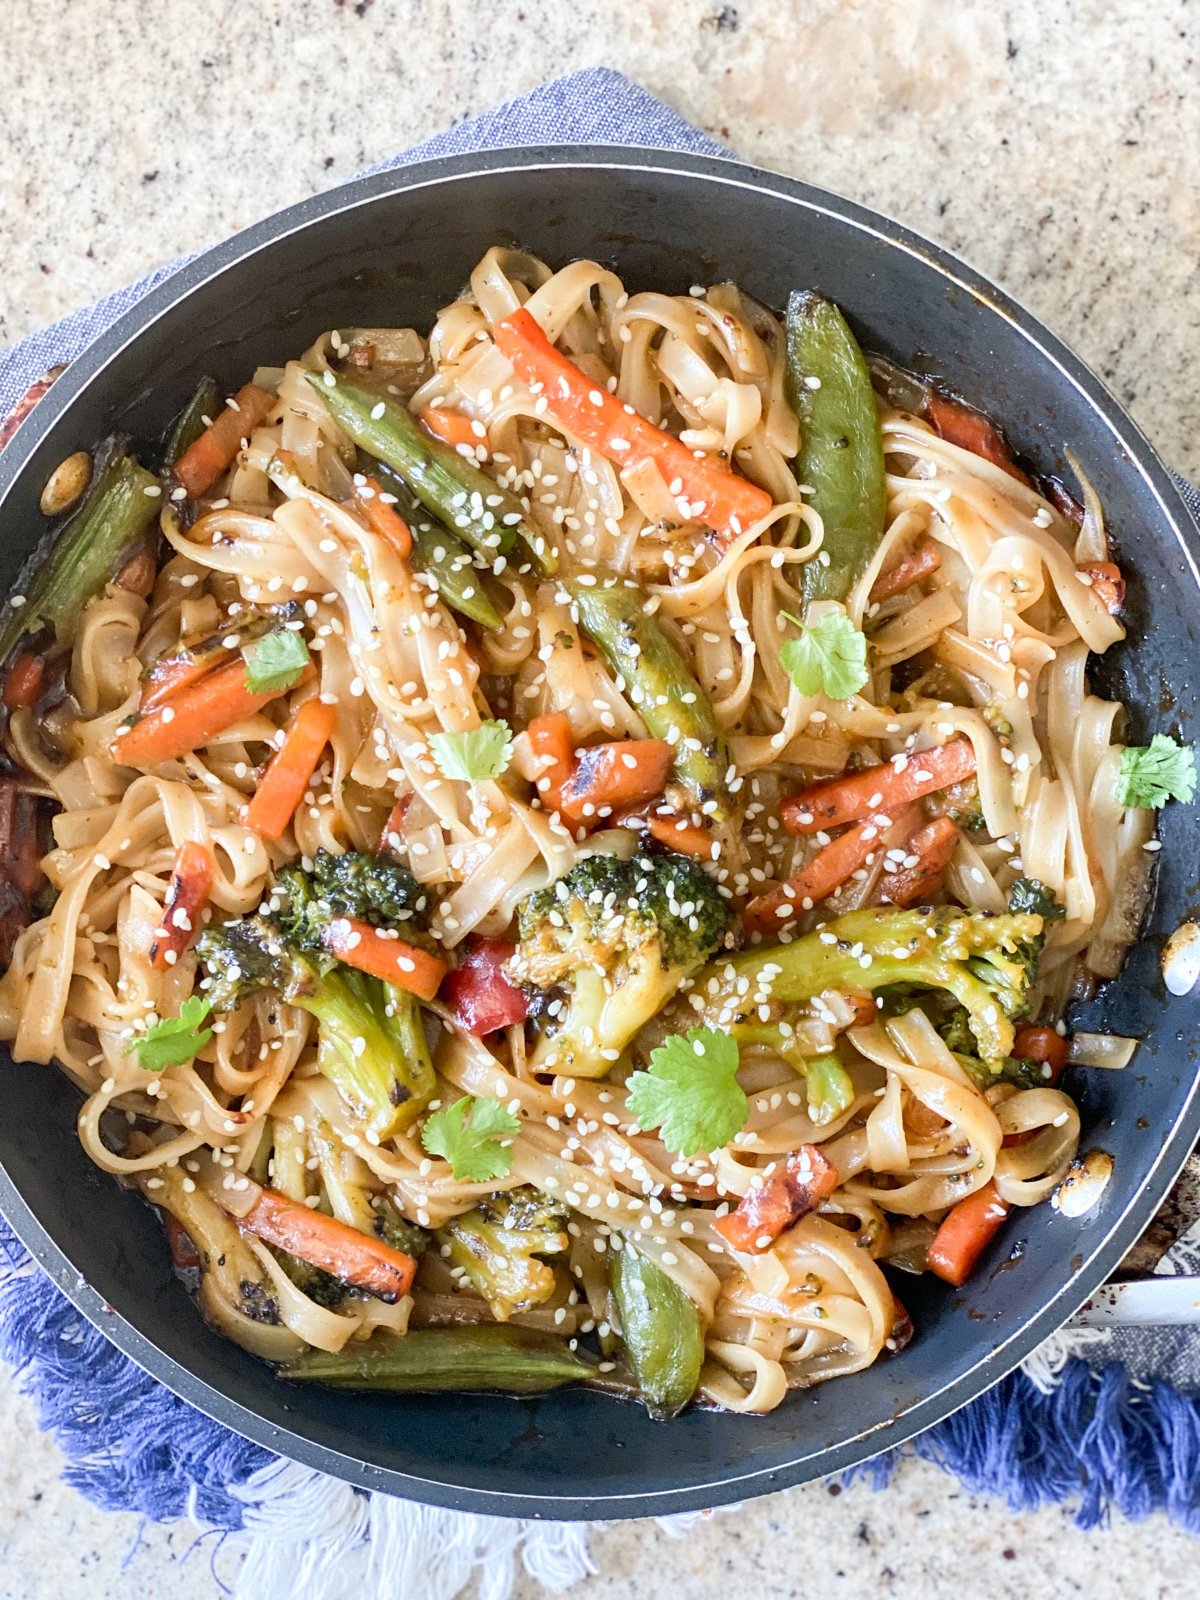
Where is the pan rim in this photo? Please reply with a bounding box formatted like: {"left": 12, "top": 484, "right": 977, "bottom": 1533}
{"left": 0, "top": 142, "right": 1197, "bottom": 1519}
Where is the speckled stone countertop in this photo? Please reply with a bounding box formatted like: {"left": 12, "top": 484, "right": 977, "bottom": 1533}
{"left": 1, "top": 2, "right": 1198, "bottom": 1596}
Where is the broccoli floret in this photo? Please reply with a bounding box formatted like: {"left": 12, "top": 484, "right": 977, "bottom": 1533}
{"left": 509, "top": 851, "right": 734, "bottom": 1077}
{"left": 1001, "top": 876, "right": 1065, "bottom": 989}
{"left": 437, "top": 1188, "right": 569, "bottom": 1321}
{"left": 198, "top": 895, "right": 436, "bottom": 1142}
{"left": 271, "top": 1248, "right": 347, "bottom": 1309}
{"left": 372, "top": 1197, "right": 430, "bottom": 1259}
{"left": 272, "top": 849, "right": 429, "bottom": 952}
{"left": 692, "top": 906, "right": 1045, "bottom": 1067}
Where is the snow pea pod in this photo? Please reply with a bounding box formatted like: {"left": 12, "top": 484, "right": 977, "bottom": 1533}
{"left": 786, "top": 291, "right": 886, "bottom": 602}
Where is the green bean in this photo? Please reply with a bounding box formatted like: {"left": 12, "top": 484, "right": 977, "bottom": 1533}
{"left": 0, "top": 449, "right": 160, "bottom": 665}
{"left": 163, "top": 376, "right": 222, "bottom": 466}
{"left": 567, "top": 577, "right": 733, "bottom": 821}
{"left": 786, "top": 290, "right": 886, "bottom": 603}
{"left": 279, "top": 1323, "right": 594, "bottom": 1393}
{"left": 309, "top": 373, "right": 556, "bottom": 572}
{"left": 610, "top": 1246, "right": 704, "bottom": 1420}
{"left": 365, "top": 459, "right": 503, "bottom": 629}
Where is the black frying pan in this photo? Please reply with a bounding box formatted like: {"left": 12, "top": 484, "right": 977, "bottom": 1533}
{"left": 0, "top": 147, "right": 1197, "bottom": 1520}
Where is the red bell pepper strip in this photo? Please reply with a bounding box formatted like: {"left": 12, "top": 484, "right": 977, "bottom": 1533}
{"left": 441, "top": 938, "right": 529, "bottom": 1036}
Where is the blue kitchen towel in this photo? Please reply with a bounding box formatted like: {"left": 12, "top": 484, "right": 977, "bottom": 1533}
{"left": 3, "top": 67, "right": 1200, "bottom": 1600}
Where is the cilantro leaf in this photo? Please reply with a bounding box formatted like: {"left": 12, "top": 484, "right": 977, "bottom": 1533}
{"left": 627, "top": 1027, "right": 747, "bottom": 1157}
{"left": 428, "top": 721, "right": 512, "bottom": 782}
{"left": 420, "top": 1094, "right": 520, "bottom": 1181}
{"left": 778, "top": 609, "right": 869, "bottom": 700}
{"left": 242, "top": 628, "right": 311, "bottom": 694}
{"left": 1116, "top": 735, "right": 1197, "bottom": 809}
{"left": 126, "top": 995, "right": 213, "bottom": 1072}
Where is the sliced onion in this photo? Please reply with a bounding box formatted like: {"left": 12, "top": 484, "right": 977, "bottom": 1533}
{"left": 1067, "top": 1033, "right": 1140, "bottom": 1070}
{"left": 1053, "top": 1150, "right": 1113, "bottom": 1218}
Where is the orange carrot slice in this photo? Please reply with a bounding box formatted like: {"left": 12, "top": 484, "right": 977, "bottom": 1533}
{"left": 781, "top": 739, "right": 977, "bottom": 837}
{"left": 322, "top": 916, "right": 447, "bottom": 1001}
{"left": 173, "top": 383, "right": 276, "bottom": 499}
{"left": 494, "top": 308, "right": 773, "bottom": 541}
{"left": 244, "top": 697, "right": 337, "bottom": 841}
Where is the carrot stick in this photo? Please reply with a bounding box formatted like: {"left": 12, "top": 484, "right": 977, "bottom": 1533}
{"left": 3, "top": 652, "right": 44, "bottom": 711}
{"left": 876, "top": 816, "right": 960, "bottom": 908}
{"left": 357, "top": 475, "right": 413, "bottom": 559}
{"left": 926, "top": 393, "right": 1031, "bottom": 486}
{"left": 494, "top": 308, "right": 773, "bottom": 541}
{"left": 112, "top": 655, "right": 314, "bottom": 767}
{"left": 869, "top": 537, "right": 944, "bottom": 603}
{"left": 714, "top": 1145, "right": 840, "bottom": 1253}
{"left": 149, "top": 841, "right": 214, "bottom": 970}
{"left": 527, "top": 712, "right": 576, "bottom": 814}
{"left": 236, "top": 1182, "right": 416, "bottom": 1300}
{"left": 1077, "top": 561, "right": 1125, "bottom": 616}
{"left": 244, "top": 697, "right": 337, "bottom": 841}
{"left": 926, "top": 1179, "right": 1010, "bottom": 1287}
{"left": 172, "top": 383, "right": 276, "bottom": 499}
{"left": 742, "top": 819, "right": 884, "bottom": 936}
{"left": 323, "top": 916, "right": 447, "bottom": 1001}
{"left": 419, "top": 406, "right": 486, "bottom": 457}
{"left": 781, "top": 739, "right": 977, "bottom": 837}
{"left": 644, "top": 809, "right": 717, "bottom": 860}
{"left": 559, "top": 739, "right": 672, "bottom": 825}
{"left": 139, "top": 646, "right": 226, "bottom": 712}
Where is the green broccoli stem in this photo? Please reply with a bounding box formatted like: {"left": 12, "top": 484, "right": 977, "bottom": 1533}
{"left": 308, "top": 373, "right": 555, "bottom": 571}
{"left": 279, "top": 1324, "right": 594, "bottom": 1392}
{"left": 0, "top": 450, "right": 160, "bottom": 664}
{"left": 300, "top": 969, "right": 435, "bottom": 1142}
{"left": 733, "top": 1023, "right": 855, "bottom": 1125}
{"left": 698, "top": 908, "right": 1044, "bottom": 1065}
{"left": 364, "top": 458, "right": 503, "bottom": 629}
{"left": 785, "top": 290, "right": 886, "bottom": 603}
{"left": 610, "top": 1246, "right": 705, "bottom": 1420}
{"left": 163, "top": 376, "right": 223, "bottom": 466}
{"left": 567, "top": 578, "right": 734, "bottom": 821}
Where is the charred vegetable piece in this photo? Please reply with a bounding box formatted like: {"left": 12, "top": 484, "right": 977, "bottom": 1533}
{"left": 437, "top": 1188, "right": 568, "bottom": 1321}
{"left": 559, "top": 739, "right": 672, "bottom": 827}
{"left": 148, "top": 840, "right": 214, "bottom": 970}
{"left": 0, "top": 450, "right": 160, "bottom": 665}
{"left": 280, "top": 1323, "right": 594, "bottom": 1393}
{"left": 926, "top": 392, "right": 1030, "bottom": 485}
{"left": 713, "top": 1145, "right": 840, "bottom": 1253}
{"left": 568, "top": 578, "right": 734, "bottom": 821}
{"left": 309, "top": 375, "right": 548, "bottom": 568}
{"left": 610, "top": 1246, "right": 704, "bottom": 1420}
{"left": 692, "top": 906, "right": 1045, "bottom": 1067}
{"left": 163, "top": 375, "right": 223, "bottom": 466}
{"left": 364, "top": 460, "right": 504, "bottom": 630}
{"left": 785, "top": 291, "right": 887, "bottom": 603}
{"left": 509, "top": 851, "right": 733, "bottom": 1078}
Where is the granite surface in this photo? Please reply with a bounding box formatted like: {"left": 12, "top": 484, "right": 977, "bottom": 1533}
{"left": 1, "top": 0, "right": 1199, "bottom": 1596}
